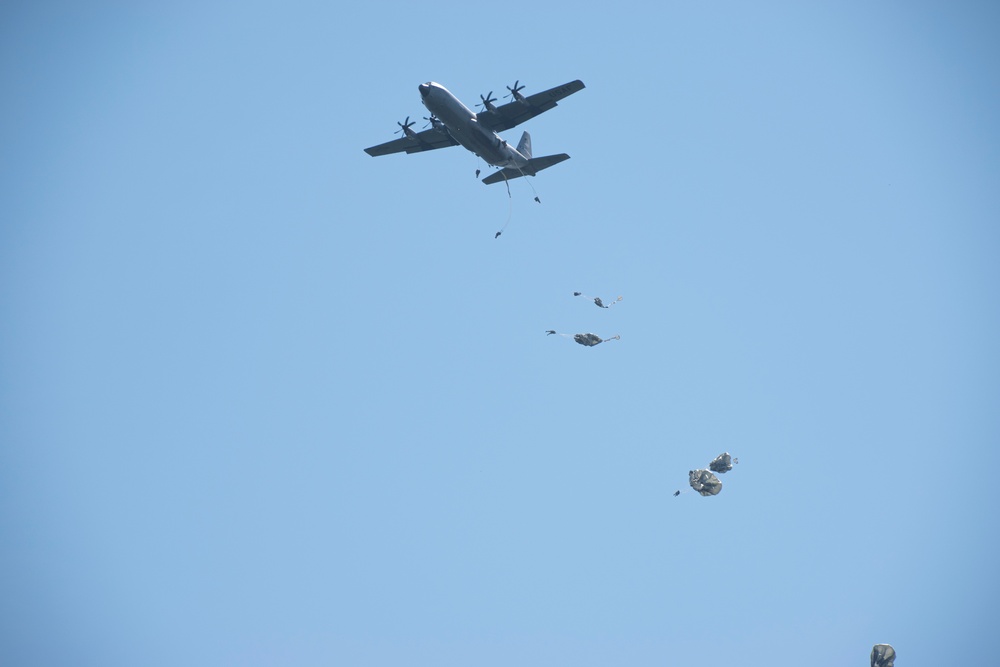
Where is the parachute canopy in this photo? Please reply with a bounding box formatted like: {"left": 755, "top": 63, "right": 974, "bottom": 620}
{"left": 546, "top": 330, "right": 621, "bottom": 347}
{"left": 574, "top": 333, "right": 603, "bottom": 346}
{"left": 688, "top": 469, "right": 722, "bottom": 496}
{"left": 709, "top": 452, "right": 737, "bottom": 474}
{"left": 871, "top": 645, "right": 895, "bottom": 667}
{"left": 676, "top": 452, "right": 738, "bottom": 497}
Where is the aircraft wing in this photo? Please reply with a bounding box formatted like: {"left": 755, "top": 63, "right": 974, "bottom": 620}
{"left": 476, "top": 80, "right": 585, "bottom": 133}
{"left": 481, "top": 153, "right": 570, "bottom": 185}
{"left": 364, "top": 127, "right": 459, "bottom": 157}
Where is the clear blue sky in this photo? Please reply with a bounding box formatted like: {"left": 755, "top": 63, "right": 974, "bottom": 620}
{"left": 2, "top": 2, "right": 998, "bottom": 665}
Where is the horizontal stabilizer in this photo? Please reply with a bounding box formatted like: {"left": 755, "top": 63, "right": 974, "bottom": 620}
{"left": 482, "top": 153, "right": 570, "bottom": 185}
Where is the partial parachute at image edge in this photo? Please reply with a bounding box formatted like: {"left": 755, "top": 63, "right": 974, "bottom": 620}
{"left": 871, "top": 645, "right": 895, "bottom": 667}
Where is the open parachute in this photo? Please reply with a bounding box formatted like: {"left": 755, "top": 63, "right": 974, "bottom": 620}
{"left": 871, "top": 645, "right": 895, "bottom": 667}
{"left": 675, "top": 452, "right": 739, "bottom": 497}
{"left": 546, "top": 330, "right": 621, "bottom": 347}
{"left": 709, "top": 452, "right": 735, "bottom": 473}
{"left": 688, "top": 469, "right": 722, "bottom": 496}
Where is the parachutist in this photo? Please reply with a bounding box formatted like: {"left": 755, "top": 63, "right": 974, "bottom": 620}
{"left": 476, "top": 169, "right": 480, "bottom": 178}
{"left": 545, "top": 330, "right": 557, "bottom": 335}
{"left": 673, "top": 490, "right": 680, "bottom": 497}
{"left": 495, "top": 231, "right": 502, "bottom": 239}
{"left": 534, "top": 196, "right": 541, "bottom": 203}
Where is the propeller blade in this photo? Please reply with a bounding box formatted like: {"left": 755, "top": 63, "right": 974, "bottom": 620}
{"left": 477, "top": 91, "right": 497, "bottom": 110}
{"left": 394, "top": 116, "right": 416, "bottom": 135}
{"left": 505, "top": 81, "right": 526, "bottom": 100}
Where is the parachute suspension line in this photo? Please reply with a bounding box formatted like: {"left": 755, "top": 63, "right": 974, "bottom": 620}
{"left": 495, "top": 171, "right": 513, "bottom": 239}
{"left": 496, "top": 194, "right": 512, "bottom": 239}
{"left": 574, "top": 292, "right": 624, "bottom": 309}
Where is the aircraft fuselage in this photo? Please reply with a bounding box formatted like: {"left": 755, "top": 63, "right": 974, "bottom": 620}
{"left": 419, "top": 82, "right": 527, "bottom": 169}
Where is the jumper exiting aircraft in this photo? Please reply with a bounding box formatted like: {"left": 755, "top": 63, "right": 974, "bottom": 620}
{"left": 363, "top": 79, "right": 585, "bottom": 185}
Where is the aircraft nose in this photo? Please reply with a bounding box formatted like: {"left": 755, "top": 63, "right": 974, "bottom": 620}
{"left": 419, "top": 83, "right": 431, "bottom": 98}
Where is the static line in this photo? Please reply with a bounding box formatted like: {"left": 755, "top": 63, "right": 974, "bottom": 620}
{"left": 513, "top": 163, "right": 542, "bottom": 203}
{"left": 495, "top": 170, "right": 513, "bottom": 239}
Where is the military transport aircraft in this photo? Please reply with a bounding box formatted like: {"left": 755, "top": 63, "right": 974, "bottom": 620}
{"left": 364, "top": 80, "right": 585, "bottom": 185}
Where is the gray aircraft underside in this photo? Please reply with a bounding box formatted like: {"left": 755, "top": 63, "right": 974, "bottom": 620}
{"left": 363, "top": 79, "right": 585, "bottom": 185}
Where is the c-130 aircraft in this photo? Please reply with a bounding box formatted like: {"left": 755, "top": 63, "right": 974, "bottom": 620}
{"left": 364, "top": 79, "right": 585, "bottom": 185}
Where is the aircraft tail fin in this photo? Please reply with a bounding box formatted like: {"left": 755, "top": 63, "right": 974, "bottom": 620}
{"left": 516, "top": 131, "right": 532, "bottom": 159}
{"left": 482, "top": 154, "right": 570, "bottom": 185}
